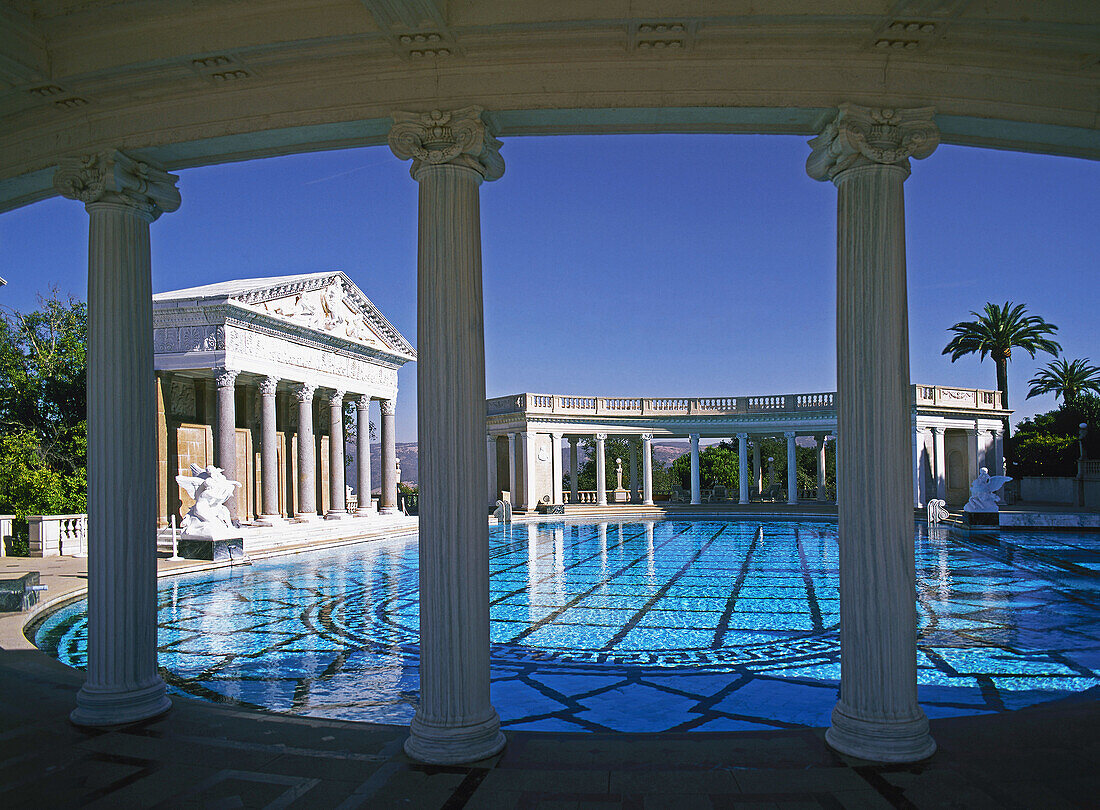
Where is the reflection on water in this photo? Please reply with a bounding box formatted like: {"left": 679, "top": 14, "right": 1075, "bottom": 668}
{"left": 34, "top": 518, "right": 1100, "bottom": 733}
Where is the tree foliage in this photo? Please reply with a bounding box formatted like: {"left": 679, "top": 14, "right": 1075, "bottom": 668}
{"left": 1026, "top": 358, "right": 1100, "bottom": 405}
{"left": 1008, "top": 393, "right": 1100, "bottom": 477}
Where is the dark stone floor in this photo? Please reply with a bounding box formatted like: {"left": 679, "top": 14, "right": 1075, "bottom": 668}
{"left": 1, "top": 647, "right": 1096, "bottom": 809}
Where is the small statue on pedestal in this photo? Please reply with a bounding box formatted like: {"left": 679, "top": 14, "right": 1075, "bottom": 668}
{"left": 962, "top": 467, "right": 1012, "bottom": 527}
{"left": 176, "top": 464, "right": 242, "bottom": 539}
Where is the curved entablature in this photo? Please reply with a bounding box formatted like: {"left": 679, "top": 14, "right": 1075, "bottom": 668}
{"left": 1, "top": 2, "right": 1098, "bottom": 211}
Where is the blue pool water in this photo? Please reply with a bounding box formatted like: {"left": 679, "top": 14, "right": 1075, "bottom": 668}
{"left": 33, "top": 518, "right": 1100, "bottom": 733}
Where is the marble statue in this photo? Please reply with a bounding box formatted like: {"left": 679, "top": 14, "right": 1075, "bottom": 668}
{"left": 176, "top": 464, "right": 242, "bottom": 538}
{"left": 926, "top": 499, "right": 949, "bottom": 524}
{"left": 962, "top": 467, "right": 1012, "bottom": 513}
{"left": 493, "top": 499, "right": 512, "bottom": 524}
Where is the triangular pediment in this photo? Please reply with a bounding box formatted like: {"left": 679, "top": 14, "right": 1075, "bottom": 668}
{"left": 256, "top": 284, "right": 389, "bottom": 349}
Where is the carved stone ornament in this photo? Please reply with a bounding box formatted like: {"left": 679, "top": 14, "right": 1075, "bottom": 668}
{"left": 293, "top": 383, "right": 317, "bottom": 403}
{"left": 641, "top": 433, "right": 654, "bottom": 441}
{"left": 328, "top": 389, "right": 346, "bottom": 407}
{"left": 380, "top": 398, "right": 397, "bottom": 416}
{"left": 356, "top": 395, "right": 371, "bottom": 410}
{"left": 806, "top": 104, "right": 939, "bottom": 182}
{"left": 53, "top": 150, "right": 181, "bottom": 219}
{"left": 388, "top": 107, "right": 505, "bottom": 181}
{"left": 595, "top": 433, "right": 607, "bottom": 441}
{"left": 736, "top": 432, "right": 748, "bottom": 440}
{"left": 259, "top": 376, "right": 279, "bottom": 396}
{"left": 214, "top": 368, "right": 239, "bottom": 389}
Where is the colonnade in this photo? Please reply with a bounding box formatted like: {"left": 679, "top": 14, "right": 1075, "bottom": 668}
{"left": 59, "top": 102, "right": 940, "bottom": 766}
{"left": 209, "top": 372, "right": 399, "bottom": 523}
{"left": 914, "top": 423, "right": 1004, "bottom": 507}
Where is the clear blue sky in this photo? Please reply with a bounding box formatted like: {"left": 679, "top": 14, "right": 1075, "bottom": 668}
{"left": 1, "top": 135, "right": 1097, "bottom": 442}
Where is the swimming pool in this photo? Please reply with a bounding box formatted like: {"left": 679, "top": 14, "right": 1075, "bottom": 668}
{"left": 33, "top": 517, "right": 1100, "bottom": 733}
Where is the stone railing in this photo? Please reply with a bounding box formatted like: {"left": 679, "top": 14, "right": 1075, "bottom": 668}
{"left": 0, "top": 514, "right": 14, "bottom": 557}
{"left": 565, "top": 491, "right": 599, "bottom": 504}
{"left": 1081, "top": 459, "right": 1100, "bottom": 478}
{"left": 489, "top": 385, "right": 1005, "bottom": 418}
{"left": 28, "top": 513, "right": 88, "bottom": 557}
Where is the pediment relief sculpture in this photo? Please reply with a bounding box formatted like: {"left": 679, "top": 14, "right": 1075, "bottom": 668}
{"left": 257, "top": 282, "right": 384, "bottom": 348}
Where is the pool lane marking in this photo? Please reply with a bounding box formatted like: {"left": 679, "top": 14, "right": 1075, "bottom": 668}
{"left": 504, "top": 523, "right": 700, "bottom": 645}
{"left": 710, "top": 526, "right": 763, "bottom": 650}
{"left": 599, "top": 524, "right": 730, "bottom": 653}
{"left": 794, "top": 527, "right": 825, "bottom": 632}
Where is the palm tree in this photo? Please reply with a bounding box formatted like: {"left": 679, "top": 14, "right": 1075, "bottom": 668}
{"left": 942, "top": 302, "right": 1061, "bottom": 432}
{"left": 1026, "top": 358, "right": 1100, "bottom": 404}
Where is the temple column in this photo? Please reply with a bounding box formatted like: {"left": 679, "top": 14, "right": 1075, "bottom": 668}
{"left": 486, "top": 435, "right": 498, "bottom": 510}
{"left": 325, "top": 390, "right": 347, "bottom": 519}
{"left": 816, "top": 433, "right": 828, "bottom": 501}
{"left": 966, "top": 426, "right": 980, "bottom": 482}
{"left": 595, "top": 433, "right": 608, "bottom": 506}
{"left": 912, "top": 425, "right": 925, "bottom": 508}
{"left": 992, "top": 429, "right": 1005, "bottom": 477}
{"left": 550, "top": 433, "right": 564, "bottom": 504}
{"left": 379, "top": 397, "right": 398, "bottom": 514}
{"left": 294, "top": 384, "right": 318, "bottom": 520}
{"left": 355, "top": 397, "right": 373, "bottom": 515}
{"left": 689, "top": 434, "right": 701, "bottom": 505}
{"left": 642, "top": 434, "right": 654, "bottom": 506}
{"left": 737, "top": 433, "right": 749, "bottom": 504}
{"left": 808, "top": 103, "right": 939, "bottom": 761}
{"left": 519, "top": 432, "right": 537, "bottom": 510}
{"left": 932, "top": 426, "right": 947, "bottom": 501}
{"left": 752, "top": 441, "right": 762, "bottom": 496}
{"left": 507, "top": 433, "right": 517, "bottom": 504}
{"left": 55, "top": 150, "right": 180, "bottom": 726}
{"left": 628, "top": 441, "right": 639, "bottom": 503}
{"left": 389, "top": 106, "right": 505, "bottom": 764}
{"left": 214, "top": 368, "right": 240, "bottom": 521}
{"left": 786, "top": 431, "right": 798, "bottom": 505}
{"left": 569, "top": 438, "right": 579, "bottom": 504}
{"left": 257, "top": 376, "right": 282, "bottom": 525}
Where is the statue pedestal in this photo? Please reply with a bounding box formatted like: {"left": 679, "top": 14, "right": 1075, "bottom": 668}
{"left": 177, "top": 536, "right": 245, "bottom": 562}
{"left": 612, "top": 488, "right": 629, "bottom": 504}
{"left": 962, "top": 511, "right": 999, "bottom": 528}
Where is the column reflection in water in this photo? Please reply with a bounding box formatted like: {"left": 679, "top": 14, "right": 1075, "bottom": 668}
{"left": 553, "top": 526, "right": 565, "bottom": 602}
{"left": 646, "top": 522, "right": 656, "bottom": 583}
{"left": 599, "top": 523, "right": 608, "bottom": 582}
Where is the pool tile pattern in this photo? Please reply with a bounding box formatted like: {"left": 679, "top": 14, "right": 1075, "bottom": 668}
{"left": 33, "top": 518, "right": 1100, "bottom": 732}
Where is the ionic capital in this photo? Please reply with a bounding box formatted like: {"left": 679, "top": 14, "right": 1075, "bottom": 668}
{"left": 931, "top": 426, "right": 946, "bottom": 436}
{"left": 259, "top": 376, "right": 279, "bottom": 396}
{"left": 356, "top": 395, "right": 371, "bottom": 411}
{"left": 806, "top": 104, "right": 939, "bottom": 183}
{"left": 380, "top": 398, "right": 396, "bottom": 416}
{"left": 689, "top": 434, "right": 700, "bottom": 443}
{"left": 784, "top": 431, "right": 797, "bottom": 439}
{"left": 550, "top": 432, "right": 563, "bottom": 441}
{"left": 641, "top": 433, "right": 654, "bottom": 442}
{"left": 595, "top": 433, "right": 608, "bottom": 442}
{"left": 214, "top": 368, "right": 239, "bottom": 390}
{"left": 388, "top": 107, "right": 505, "bottom": 181}
{"left": 736, "top": 432, "right": 749, "bottom": 440}
{"left": 293, "top": 383, "right": 317, "bottom": 404}
{"left": 328, "top": 390, "right": 346, "bottom": 407}
{"left": 53, "top": 150, "right": 181, "bottom": 220}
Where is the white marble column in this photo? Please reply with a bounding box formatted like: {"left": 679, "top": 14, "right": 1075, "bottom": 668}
{"left": 507, "top": 433, "right": 517, "bottom": 504}
{"left": 689, "top": 434, "right": 701, "bottom": 505}
{"left": 379, "top": 397, "right": 398, "bottom": 514}
{"left": 389, "top": 107, "right": 505, "bottom": 764}
{"left": 752, "top": 441, "right": 762, "bottom": 496}
{"left": 808, "top": 103, "right": 939, "bottom": 761}
{"left": 569, "top": 437, "right": 579, "bottom": 504}
{"left": 992, "top": 429, "right": 1005, "bottom": 477}
{"left": 293, "top": 384, "right": 318, "bottom": 520}
{"left": 977, "top": 428, "right": 992, "bottom": 472}
{"left": 628, "top": 440, "right": 639, "bottom": 503}
{"left": 595, "top": 433, "right": 608, "bottom": 506}
{"left": 325, "top": 390, "right": 347, "bottom": 519}
{"left": 257, "top": 376, "right": 282, "bottom": 524}
{"left": 519, "top": 432, "right": 536, "bottom": 510}
{"left": 486, "top": 435, "right": 498, "bottom": 510}
{"left": 932, "top": 426, "right": 947, "bottom": 501}
{"left": 642, "top": 433, "right": 654, "bottom": 506}
{"left": 550, "top": 432, "right": 564, "bottom": 504}
{"left": 355, "top": 396, "right": 373, "bottom": 515}
{"left": 214, "top": 368, "right": 240, "bottom": 521}
{"left": 786, "top": 431, "right": 798, "bottom": 505}
{"left": 966, "top": 426, "right": 980, "bottom": 483}
{"left": 737, "top": 433, "right": 749, "bottom": 504}
{"left": 912, "top": 425, "right": 924, "bottom": 508}
{"left": 55, "top": 150, "right": 179, "bottom": 726}
{"left": 816, "top": 434, "right": 828, "bottom": 501}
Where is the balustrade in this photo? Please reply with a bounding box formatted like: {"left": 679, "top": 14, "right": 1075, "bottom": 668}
{"left": 28, "top": 513, "right": 89, "bottom": 557}
{"left": 565, "top": 490, "right": 598, "bottom": 504}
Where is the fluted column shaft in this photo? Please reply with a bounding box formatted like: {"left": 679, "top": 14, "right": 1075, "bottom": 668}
{"left": 550, "top": 433, "right": 564, "bottom": 504}
{"left": 689, "top": 434, "right": 701, "bottom": 505}
{"left": 737, "top": 434, "right": 749, "bottom": 504}
{"left": 641, "top": 434, "right": 654, "bottom": 506}
{"left": 595, "top": 434, "right": 607, "bottom": 506}
{"left": 817, "top": 434, "right": 828, "bottom": 501}
{"left": 752, "top": 442, "right": 762, "bottom": 495}
{"left": 808, "top": 103, "right": 938, "bottom": 762}
{"left": 569, "top": 438, "right": 579, "bottom": 503}
{"left": 379, "top": 399, "right": 398, "bottom": 514}
{"left": 912, "top": 426, "right": 924, "bottom": 508}
{"left": 507, "top": 433, "right": 517, "bottom": 504}
{"left": 215, "top": 369, "right": 239, "bottom": 521}
{"left": 786, "top": 432, "right": 798, "bottom": 505}
{"left": 992, "top": 430, "right": 1005, "bottom": 477}
{"left": 295, "top": 385, "right": 318, "bottom": 519}
{"left": 966, "top": 427, "right": 980, "bottom": 483}
{"left": 628, "top": 441, "right": 639, "bottom": 503}
{"left": 519, "top": 432, "right": 536, "bottom": 510}
{"left": 326, "top": 391, "right": 347, "bottom": 518}
{"left": 486, "top": 435, "right": 498, "bottom": 510}
{"left": 56, "top": 151, "right": 179, "bottom": 726}
{"left": 933, "top": 427, "right": 947, "bottom": 501}
{"left": 390, "top": 105, "right": 505, "bottom": 763}
{"left": 258, "top": 377, "right": 282, "bottom": 523}
{"left": 355, "top": 398, "right": 373, "bottom": 515}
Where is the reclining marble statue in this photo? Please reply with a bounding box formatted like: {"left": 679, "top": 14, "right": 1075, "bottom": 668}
{"left": 176, "top": 464, "right": 242, "bottom": 539}
{"left": 963, "top": 467, "right": 1012, "bottom": 514}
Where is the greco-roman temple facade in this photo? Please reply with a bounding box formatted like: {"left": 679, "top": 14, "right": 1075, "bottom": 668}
{"left": 152, "top": 272, "right": 415, "bottom": 530}
{"left": 487, "top": 386, "right": 1008, "bottom": 511}
{"left": 1, "top": 0, "right": 1096, "bottom": 771}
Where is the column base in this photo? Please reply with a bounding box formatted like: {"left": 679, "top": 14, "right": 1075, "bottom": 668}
{"left": 295, "top": 512, "right": 321, "bottom": 522}
{"left": 325, "top": 510, "right": 349, "bottom": 520}
{"left": 71, "top": 678, "right": 171, "bottom": 728}
{"left": 379, "top": 506, "right": 399, "bottom": 515}
{"left": 254, "top": 514, "right": 285, "bottom": 527}
{"left": 643, "top": 500, "right": 654, "bottom": 506}
{"left": 788, "top": 499, "right": 798, "bottom": 506}
{"left": 825, "top": 701, "right": 936, "bottom": 763}
{"left": 404, "top": 708, "right": 506, "bottom": 765}
{"left": 353, "top": 508, "right": 376, "bottom": 518}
